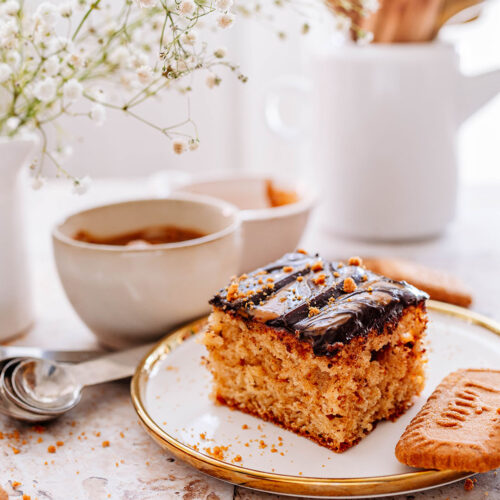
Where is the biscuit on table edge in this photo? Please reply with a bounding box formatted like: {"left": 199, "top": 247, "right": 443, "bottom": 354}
{"left": 395, "top": 369, "right": 500, "bottom": 473}
{"left": 362, "top": 257, "right": 473, "bottom": 308}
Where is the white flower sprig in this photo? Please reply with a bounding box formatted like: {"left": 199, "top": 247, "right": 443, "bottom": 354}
{"left": 0, "top": 0, "right": 245, "bottom": 190}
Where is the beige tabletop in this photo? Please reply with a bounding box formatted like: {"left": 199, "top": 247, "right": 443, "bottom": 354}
{"left": 0, "top": 178, "right": 498, "bottom": 500}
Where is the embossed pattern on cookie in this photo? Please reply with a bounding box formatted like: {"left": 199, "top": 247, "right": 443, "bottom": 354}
{"left": 395, "top": 369, "right": 500, "bottom": 472}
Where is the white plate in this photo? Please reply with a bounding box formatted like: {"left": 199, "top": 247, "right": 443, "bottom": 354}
{"left": 131, "top": 302, "right": 500, "bottom": 498}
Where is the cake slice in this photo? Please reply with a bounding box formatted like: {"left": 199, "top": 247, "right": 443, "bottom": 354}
{"left": 203, "top": 252, "right": 428, "bottom": 452}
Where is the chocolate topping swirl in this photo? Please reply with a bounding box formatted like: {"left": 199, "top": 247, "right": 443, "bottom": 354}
{"left": 209, "top": 252, "right": 428, "bottom": 357}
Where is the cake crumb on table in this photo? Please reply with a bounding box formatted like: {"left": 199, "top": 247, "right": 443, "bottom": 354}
{"left": 47, "top": 446, "right": 56, "bottom": 454}
{"left": 102, "top": 440, "right": 110, "bottom": 448}
{"left": 464, "top": 478, "right": 475, "bottom": 491}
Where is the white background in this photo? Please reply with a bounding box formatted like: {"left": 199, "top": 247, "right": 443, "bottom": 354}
{"left": 53, "top": 1, "right": 500, "bottom": 184}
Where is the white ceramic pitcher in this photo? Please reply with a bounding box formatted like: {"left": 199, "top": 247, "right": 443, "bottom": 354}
{"left": 266, "top": 41, "right": 500, "bottom": 241}
{"left": 0, "top": 137, "right": 36, "bottom": 340}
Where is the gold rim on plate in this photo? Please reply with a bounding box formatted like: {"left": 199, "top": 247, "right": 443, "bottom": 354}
{"left": 130, "top": 300, "right": 500, "bottom": 498}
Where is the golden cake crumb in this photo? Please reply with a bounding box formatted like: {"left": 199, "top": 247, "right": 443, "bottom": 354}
{"left": 311, "top": 261, "right": 323, "bottom": 272}
{"left": 233, "top": 454, "right": 242, "bottom": 462}
{"left": 348, "top": 256, "right": 363, "bottom": 266}
{"left": 283, "top": 266, "right": 293, "bottom": 272}
{"left": 333, "top": 272, "right": 340, "bottom": 278}
{"left": 313, "top": 273, "right": 326, "bottom": 285}
{"left": 343, "top": 277, "right": 357, "bottom": 293}
{"left": 226, "top": 282, "right": 239, "bottom": 302}
{"left": 102, "top": 440, "right": 110, "bottom": 448}
{"left": 47, "top": 446, "right": 56, "bottom": 454}
{"left": 308, "top": 307, "right": 320, "bottom": 317}
{"left": 296, "top": 248, "right": 307, "bottom": 254}
{"left": 204, "top": 445, "right": 228, "bottom": 460}
{"left": 464, "top": 478, "right": 475, "bottom": 491}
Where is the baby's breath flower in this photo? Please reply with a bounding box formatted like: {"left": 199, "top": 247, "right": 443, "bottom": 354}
{"left": 109, "top": 46, "right": 130, "bottom": 67}
{"left": 136, "top": 65, "right": 153, "bottom": 85}
{"left": 6, "top": 50, "right": 20, "bottom": 68}
{"left": 214, "top": 47, "right": 227, "bottom": 59}
{"left": 32, "top": 176, "right": 46, "bottom": 190}
{"left": 5, "top": 116, "right": 20, "bottom": 132}
{"left": 52, "top": 145, "right": 73, "bottom": 164}
{"left": 67, "top": 51, "right": 86, "bottom": 69}
{"left": 179, "top": 0, "right": 196, "bottom": 16}
{"left": 217, "top": 13, "right": 235, "bottom": 29}
{"left": 59, "top": 2, "right": 74, "bottom": 18}
{"left": 89, "top": 103, "right": 106, "bottom": 125}
{"left": 334, "top": 15, "right": 351, "bottom": 34}
{"left": 0, "top": 0, "right": 247, "bottom": 185}
{"left": 72, "top": 176, "right": 92, "bottom": 195}
{"left": 34, "top": 3, "right": 59, "bottom": 27}
{"left": 2, "top": 1, "right": 20, "bottom": 16}
{"left": 357, "top": 29, "right": 374, "bottom": 45}
{"left": 136, "top": 0, "right": 157, "bottom": 7}
{"left": 63, "top": 79, "right": 83, "bottom": 101}
{"left": 44, "top": 56, "right": 61, "bottom": 77}
{"left": 182, "top": 30, "right": 197, "bottom": 46}
{"left": 33, "top": 78, "right": 57, "bottom": 102}
{"left": 206, "top": 73, "right": 220, "bottom": 89}
{"left": 215, "top": 0, "right": 233, "bottom": 11}
{"left": 0, "top": 19, "right": 18, "bottom": 48}
{"left": 0, "top": 63, "right": 12, "bottom": 83}
{"left": 362, "top": 0, "right": 379, "bottom": 13}
{"left": 172, "top": 139, "right": 187, "bottom": 154}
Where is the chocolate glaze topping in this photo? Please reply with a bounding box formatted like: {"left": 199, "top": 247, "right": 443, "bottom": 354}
{"left": 209, "top": 252, "right": 428, "bottom": 357}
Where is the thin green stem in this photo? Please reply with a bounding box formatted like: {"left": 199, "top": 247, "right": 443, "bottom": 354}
{"left": 72, "top": 0, "right": 102, "bottom": 41}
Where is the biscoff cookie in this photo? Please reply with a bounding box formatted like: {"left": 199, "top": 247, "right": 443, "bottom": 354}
{"left": 395, "top": 369, "right": 500, "bottom": 472}
{"left": 363, "top": 257, "right": 472, "bottom": 308}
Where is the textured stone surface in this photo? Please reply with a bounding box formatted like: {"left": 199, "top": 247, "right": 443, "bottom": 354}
{"left": 1, "top": 179, "right": 498, "bottom": 499}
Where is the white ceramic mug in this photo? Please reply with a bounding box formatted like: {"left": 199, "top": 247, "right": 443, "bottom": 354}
{"left": 53, "top": 195, "right": 241, "bottom": 348}
{"left": 266, "top": 41, "right": 500, "bottom": 241}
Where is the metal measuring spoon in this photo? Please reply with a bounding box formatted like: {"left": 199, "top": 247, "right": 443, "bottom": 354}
{"left": 0, "top": 359, "right": 54, "bottom": 422}
{"left": 11, "top": 343, "right": 153, "bottom": 415}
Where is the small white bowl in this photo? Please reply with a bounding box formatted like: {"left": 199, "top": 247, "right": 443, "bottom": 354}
{"left": 152, "top": 171, "right": 316, "bottom": 272}
{"left": 52, "top": 195, "right": 241, "bottom": 349}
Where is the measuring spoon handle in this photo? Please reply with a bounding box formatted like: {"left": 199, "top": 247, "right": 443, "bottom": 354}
{"left": 69, "top": 343, "right": 154, "bottom": 387}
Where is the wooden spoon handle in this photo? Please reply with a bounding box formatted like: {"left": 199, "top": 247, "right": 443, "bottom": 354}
{"left": 436, "top": 0, "right": 483, "bottom": 30}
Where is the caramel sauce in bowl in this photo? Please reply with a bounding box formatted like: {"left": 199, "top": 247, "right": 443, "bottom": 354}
{"left": 73, "top": 225, "right": 206, "bottom": 247}
{"left": 52, "top": 196, "right": 241, "bottom": 349}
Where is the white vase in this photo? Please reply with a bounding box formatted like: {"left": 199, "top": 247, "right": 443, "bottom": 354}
{"left": 0, "top": 137, "right": 37, "bottom": 341}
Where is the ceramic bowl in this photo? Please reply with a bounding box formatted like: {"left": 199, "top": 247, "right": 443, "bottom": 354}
{"left": 154, "top": 171, "right": 316, "bottom": 272}
{"left": 52, "top": 196, "right": 241, "bottom": 349}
